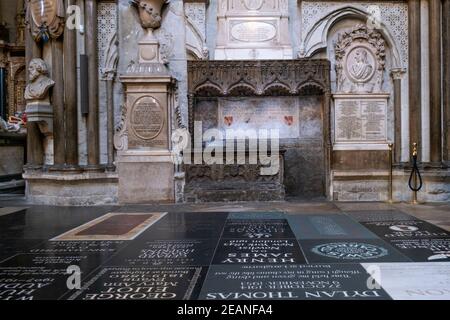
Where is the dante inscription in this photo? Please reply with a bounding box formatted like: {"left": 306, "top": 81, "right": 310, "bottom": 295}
{"left": 335, "top": 98, "right": 387, "bottom": 142}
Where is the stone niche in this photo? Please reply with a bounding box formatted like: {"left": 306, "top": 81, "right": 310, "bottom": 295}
{"left": 215, "top": 0, "right": 293, "bottom": 60}
{"left": 332, "top": 25, "right": 390, "bottom": 150}
{"left": 186, "top": 60, "right": 331, "bottom": 201}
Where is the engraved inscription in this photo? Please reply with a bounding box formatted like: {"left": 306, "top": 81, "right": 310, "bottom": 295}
{"left": 230, "top": 21, "right": 277, "bottom": 43}
{"left": 131, "top": 96, "right": 164, "bottom": 141}
{"left": 335, "top": 98, "right": 387, "bottom": 142}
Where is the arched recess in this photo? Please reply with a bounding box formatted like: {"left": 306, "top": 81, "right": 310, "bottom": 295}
{"left": 301, "top": 6, "right": 403, "bottom": 68}
{"left": 186, "top": 15, "right": 206, "bottom": 60}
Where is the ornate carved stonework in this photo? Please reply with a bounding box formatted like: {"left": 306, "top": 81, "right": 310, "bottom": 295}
{"left": 215, "top": 0, "right": 292, "bottom": 60}
{"left": 98, "top": 2, "right": 118, "bottom": 78}
{"left": 101, "top": 33, "right": 119, "bottom": 81}
{"left": 334, "top": 24, "right": 386, "bottom": 94}
{"left": 188, "top": 59, "right": 331, "bottom": 97}
{"left": 27, "top": 0, "right": 65, "bottom": 42}
{"left": 114, "top": 104, "right": 128, "bottom": 151}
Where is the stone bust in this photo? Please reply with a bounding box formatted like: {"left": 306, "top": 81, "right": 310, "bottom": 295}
{"left": 25, "top": 59, "right": 55, "bottom": 101}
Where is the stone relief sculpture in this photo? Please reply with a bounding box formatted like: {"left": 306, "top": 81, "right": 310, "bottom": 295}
{"left": 114, "top": 104, "right": 128, "bottom": 151}
{"left": 334, "top": 24, "right": 386, "bottom": 93}
{"left": 27, "top": 0, "right": 65, "bottom": 43}
{"left": 24, "top": 59, "right": 55, "bottom": 101}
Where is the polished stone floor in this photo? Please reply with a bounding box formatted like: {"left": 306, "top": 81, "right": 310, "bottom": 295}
{"left": 1, "top": 197, "right": 450, "bottom": 300}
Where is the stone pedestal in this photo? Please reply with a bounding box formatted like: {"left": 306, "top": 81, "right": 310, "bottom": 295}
{"left": 116, "top": 68, "right": 176, "bottom": 204}
{"left": 25, "top": 102, "right": 53, "bottom": 136}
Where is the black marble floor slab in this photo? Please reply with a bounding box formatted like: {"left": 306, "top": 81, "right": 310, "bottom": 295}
{"left": 222, "top": 219, "right": 295, "bottom": 239}
{"left": 199, "top": 264, "right": 391, "bottom": 300}
{"left": 67, "top": 266, "right": 208, "bottom": 300}
{"left": 347, "top": 210, "right": 419, "bottom": 223}
{"left": 212, "top": 239, "right": 306, "bottom": 265}
{"left": 361, "top": 220, "right": 450, "bottom": 239}
{"left": 298, "top": 239, "right": 411, "bottom": 263}
{"left": 387, "top": 238, "right": 450, "bottom": 262}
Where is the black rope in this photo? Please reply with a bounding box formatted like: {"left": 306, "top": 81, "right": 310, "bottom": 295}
{"left": 408, "top": 153, "right": 423, "bottom": 192}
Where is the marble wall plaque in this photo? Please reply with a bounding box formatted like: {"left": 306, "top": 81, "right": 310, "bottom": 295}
{"left": 222, "top": 219, "right": 295, "bottom": 239}
{"left": 69, "top": 267, "right": 206, "bottom": 300}
{"left": 212, "top": 239, "right": 306, "bottom": 265}
{"left": 334, "top": 97, "right": 388, "bottom": 142}
{"left": 199, "top": 264, "right": 390, "bottom": 300}
{"left": 107, "top": 240, "right": 216, "bottom": 267}
{"left": 51, "top": 212, "right": 167, "bottom": 241}
{"left": 287, "top": 215, "right": 378, "bottom": 240}
{"left": 388, "top": 238, "right": 450, "bottom": 262}
{"left": 361, "top": 221, "right": 450, "bottom": 240}
{"left": 229, "top": 20, "right": 277, "bottom": 43}
{"left": 218, "top": 97, "right": 300, "bottom": 139}
{"left": 361, "top": 262, "right": 450, "bottom": 300}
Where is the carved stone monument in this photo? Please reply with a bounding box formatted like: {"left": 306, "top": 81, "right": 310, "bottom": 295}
{"left": 333, "top": 25, "right": 389, "bottom": 149}
{"left": 215, "top": 0, "right": 293, "bottom": 60}
{"left": 25, "top": 58, "right": 55, "bottom": 136}
{"left": 115, "top": 0, "right": 176, "bottom": 203}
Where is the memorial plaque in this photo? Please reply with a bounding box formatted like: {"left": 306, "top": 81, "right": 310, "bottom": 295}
{"left": 52, "top": 212, "right": 167, "bottom": 241}
{"left": 199, "top": 264, "right": 390, "bottom": 300}
{"left": 348, "top": 211, "right": 418, "bottom": 222}
{"left": 222, "top": 219, "right": 295, "bottom": 239}
{"left": 230, "top": 21, "right": 277, "bottom": 43}
{"left": 228, "top": 212, "right": 285, "bottom": 220}
{"left": 335, "top": 98, "right": 387, "bottom": 142}
{"left": 106, "top": 240, "right": 216, "bottom": 267}
{"left": 287, "top": 215, "right": 378, "bottom": 240}
{"left": 388, "top": 238, "right": 450, "bottom": 262}
{"left": 128, "top": 96, "right": 167, "bottom": 148}
{"left": 0, "top": 253, "right": 102, "bottom": 300}
{"left": 361, "top": 262, "right": 450, "bottom": 300}
{"left": 69, "top": 267, "right": 207, "bottom": 300}
{"left": 361, "top": 220, "right": 450, "bottom": 240}
{"left": 0, "top": 239, "right": 44, "bottom": 262}
{"left": 218, "top": 97, "right": 300, "bottom": 139}
{"left": 0, "top": 266, "right": 71, "bottom": 300}
{"left": 299, "top": 239, "right": 410, "bottom": 263}
{"left": 212, "top": 239, "right": 306, "bottom": 265}
{"left": 29, "top": 240, "right": 127, "bottom": 256}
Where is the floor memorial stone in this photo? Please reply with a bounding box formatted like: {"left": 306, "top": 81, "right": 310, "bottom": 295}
{"left": 68, "top": 266, "right": 208, "bottom": 300}
{"left": 199, "top": 264, "right": 390, "bottom": 300}
{"left": 0, "top": 205, "right": 450, "bottom": 300}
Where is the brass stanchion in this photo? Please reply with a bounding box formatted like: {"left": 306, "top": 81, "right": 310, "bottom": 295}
{"left": 408, "top": 142, "right": 423, "bottom": 204}
{"left": 387, "top": 143, "right": 394, "bottom": 203}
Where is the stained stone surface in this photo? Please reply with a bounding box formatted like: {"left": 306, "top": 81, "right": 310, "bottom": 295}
{"left": 1, "top": 204, "right": 450, "bottom": 300}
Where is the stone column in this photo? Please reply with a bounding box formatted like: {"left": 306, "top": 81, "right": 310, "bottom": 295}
{"left": 85, "top": 0, "right": 100, "bottom": 168}
{"left": 106, "top": 77, "right": 115, "bottom": 171}
{"left": 429, "top": 0, "right": 442, "bottom": 164}
{"left": 443, "top": 0, "right": 450, "bottom": 163}
{"left": 51, "top": 38, "right": 65, "bottom": 167}
{"left": 64, "top": 0, "right": 79, "bottom": 167}
{"left": 408, "top": 0, "right": 422, "bottom": 160}
{"left": 391, "top": 68, "right": 406, "bottom": 164}
{"left": 25, "top": 10, "right": 43, "bottom": 168}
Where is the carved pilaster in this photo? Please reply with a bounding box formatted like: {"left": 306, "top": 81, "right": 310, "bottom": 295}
{"left": 391, "top": 68, "right": 406, "bottom": 163}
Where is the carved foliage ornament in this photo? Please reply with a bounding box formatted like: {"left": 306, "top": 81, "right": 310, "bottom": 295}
{"left": 334, "top": 24, "right": 386, "bottom": 94}
{"left": 28, "top": 0, "right": 65, "bottom": 43}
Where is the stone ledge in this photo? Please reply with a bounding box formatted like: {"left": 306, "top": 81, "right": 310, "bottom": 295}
{"left": 23, "top": 171, "right": 118, "bottom": 182}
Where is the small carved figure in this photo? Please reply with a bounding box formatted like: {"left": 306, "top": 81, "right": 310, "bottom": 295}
{"left": 350, "top": 49, "right": 373, "bottom": 81}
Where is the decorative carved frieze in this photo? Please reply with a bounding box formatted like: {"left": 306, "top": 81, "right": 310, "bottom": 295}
{"left": 334, "top": 24, "right": 386, "bottom": 94}
{"left": 187, "top": 59, "right": 331, "bottom": 96}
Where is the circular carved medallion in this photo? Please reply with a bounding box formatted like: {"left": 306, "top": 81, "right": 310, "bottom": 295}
{"left": 345, "top": 46, "right": 376, "bottom": 83}
{"left": 243, "top": 0, "right": 264, "bottom": 10}
{"left": 130, "top": 96, "right": 165, "bottom": 140}
{"left": 311, "top": 242, "right": 388, "bottom": 260}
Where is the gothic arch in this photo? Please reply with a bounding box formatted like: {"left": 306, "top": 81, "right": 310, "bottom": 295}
{"left": 301, "top": 6, "right": 403, "bottom": 68}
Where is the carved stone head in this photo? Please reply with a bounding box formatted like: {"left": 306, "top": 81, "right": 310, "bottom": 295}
{"left": 131, "top": 0, "right": 167, "bottom": 31}
{"left": 25, "top": 59, "right": 55, "bottom": 101}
